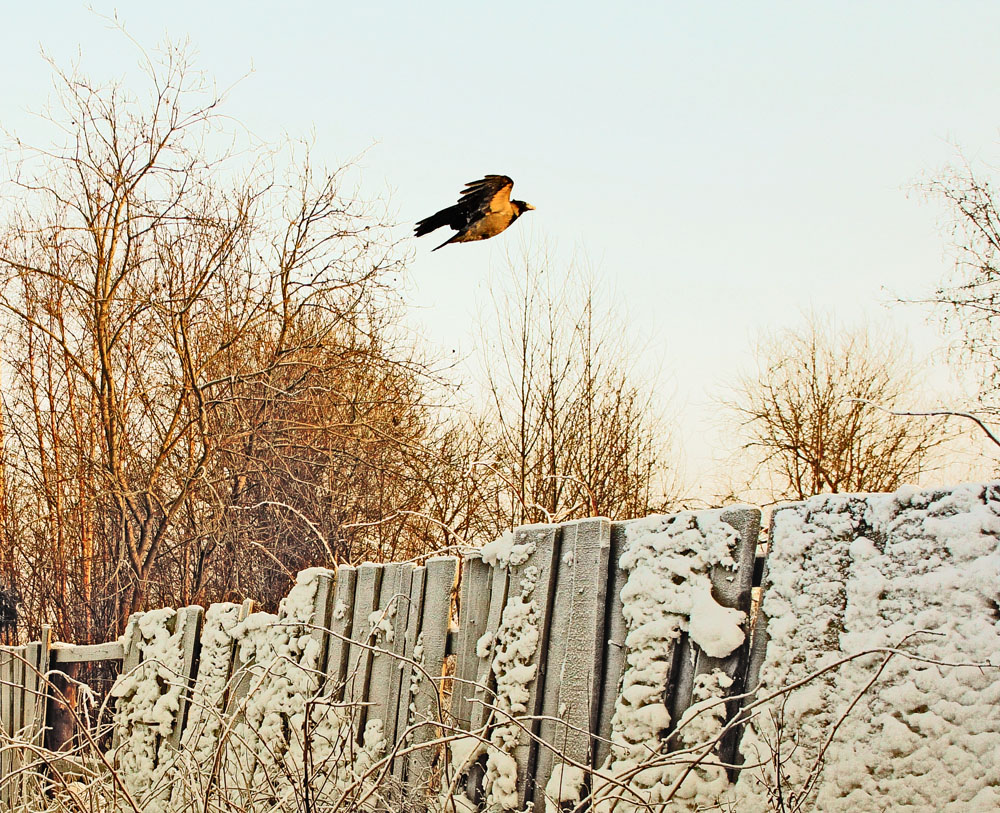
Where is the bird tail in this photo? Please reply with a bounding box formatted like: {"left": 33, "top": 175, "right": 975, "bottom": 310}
{"left": 415, "top": 204, "right": 459, "bottom": 237}
{"left": 432, "top": 233, "right": 460, "bottom": 251}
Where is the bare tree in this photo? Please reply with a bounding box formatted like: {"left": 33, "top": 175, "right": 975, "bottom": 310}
{"left": 921, "top": 158, "right": 1000, "bottom": 448}
{"left": 0, "top": 42, "right": 433, "bottom": 639}
{"left": 198, "top": 329, "right": 452, "bottom": 608}
{"left": 726, "top": 316, "right": 950, "bottom": 502}
{"left": 445, "top": 250, "right": 674, "bottom": 538}
{"left": 0, "top": 40, "right": 678, "bottom": 643}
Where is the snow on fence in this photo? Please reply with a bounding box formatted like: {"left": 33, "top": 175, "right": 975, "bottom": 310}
{"left": 1, "top": 483, "right": 998, "bottom": 811}
{"left": 734, "top": 482, "right": 1000, "bottom": 811}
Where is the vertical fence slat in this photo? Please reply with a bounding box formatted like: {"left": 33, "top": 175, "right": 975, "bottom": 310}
{"left": 405, "top": 556, "right": 457, "bottom": 792}
{"left": 309, "top": 571, "right": 337, "bottom": 683}
{"left": 178, "top": 602, "right": 240, "bottom": 755}
{"left": 451, "top": 554, "right": 492, "bottom": 730}
{"left": 26, "top": 627, "right": 51, "bottom": 750}
{"left": 0, "top": 646, "right": 14, "bottom": 805}
{"left": 463, "top": 554, "right": 511, "bottom": 804}
{"left": 168, "top": 606, "right": 205, "bottom": 749}
{"left": 533, "top": 518, "right": 611, "bottom": 806}
{"left": 364, "top": 563, "right": 401, "bottom": 739}
{"left": 112, "top": 611, "right": 144, "bottom": 750}
{"left": 121, "top": 614, "right": 143, "bottom": 674}
{"left": 12, "top": 644, "right": 26, "bottom": 799}
{"left": 346, "top": 564, "right": 382, "bottom": 716}
{"left": 466, "top": 562, "right": 510, "bottom": 736}
{"left": 393, "top": 564, "right": 426, "bottom": 783}
{"left": 11, "top": 645, "right": 25, "bottom": 743}
{"left": 706, "top": 508, "right": 761, "bottom": 769}
{"left": 666, "top": 509, "right": 760, "bottom": 754}
{"left": 373, "top": 562, "right": 414, "bottom": 747}
{"left": 325, "top": 566, "right": 357, "bottom": 701}
{"left": 224, "top": 599, "right": 257, "bottom": 717}
{"left": 594, "top": 521, "right": 630, "bottom": 770}
{"left": 495, "top": 525, "right": 561, "bottom": 810}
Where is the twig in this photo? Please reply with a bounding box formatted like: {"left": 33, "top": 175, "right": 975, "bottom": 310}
{"left": 848, "top": 397, "right": 1000, "bottom": 449}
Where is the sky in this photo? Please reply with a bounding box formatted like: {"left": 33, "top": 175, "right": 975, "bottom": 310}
{"left": 2, "top": 1, "right": 1000, "bottom": 492}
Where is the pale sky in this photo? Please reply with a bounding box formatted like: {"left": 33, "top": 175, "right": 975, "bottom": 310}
{"left": 3, "top": 2, "right": 1000, "bottom": 492}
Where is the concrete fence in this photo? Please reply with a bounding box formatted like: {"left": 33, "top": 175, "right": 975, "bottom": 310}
{"left": 2, "top": 482, "right": 998, "bottom": 811}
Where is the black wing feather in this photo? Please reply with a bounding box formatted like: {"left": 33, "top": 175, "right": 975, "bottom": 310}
{"left": 414, "top": 175, "right": 514, "bottom": 237}
{"left": 415, "top": 203, "right": 465, "bottom": 237}
{"left": 459, "top": 175, "right": 514, "bottom": 211}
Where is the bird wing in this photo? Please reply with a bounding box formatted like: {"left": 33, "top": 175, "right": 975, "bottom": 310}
{"left": 415, "top": 175, "right": 515, "bottom": 237}
{"left": 415, "top": 203, "right": 464, "bottom": 236}
{"left": 459, "top": 175, "right": 514, "bottom": 215}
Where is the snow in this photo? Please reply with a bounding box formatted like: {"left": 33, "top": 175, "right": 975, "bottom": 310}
{"left": 449, "top": 734, "right": 487, "bottom": 778}
{"left": 543, "top": 763, "right": 587, "bottom": 812}
{"left": 109, "top": 606, "right": 201, "bottom": 811}
{"left": 476, "top": 629, "right": 495, "bottom": 658}
{"left": 481, "top": 532, "right": 548, "bottom": 811}
{"left": 97, "top": 484, "right": 1000, "bottom": 812}
{"left": 354, "top": 718, "right": 387, "bottom": 777}
{"left": 440, "top": 735, "right": 487, "bottom": 813}
{"left": 480, "top": 526, "right": 549, "bottom": 568}
{"left": 403, "top": 633, "right": 427, "bottom": 745}
{"left": 688, "top": 585, "right": 746, "bottom": 659}
{"left": 368, "top": 602, "right": 397, "bottom": 644}
{"left": 735, "top": 482, "right": 1000, "bottom": 811}
{"left": 592, "top": 510, "right": 747, "bottom": 812}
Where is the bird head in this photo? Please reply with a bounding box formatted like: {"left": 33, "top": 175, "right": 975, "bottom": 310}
{"left": 512, "top": 200, "right": 536, "bottom": 217}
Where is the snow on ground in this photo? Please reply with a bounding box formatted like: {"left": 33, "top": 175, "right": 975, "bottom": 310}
{"left": 735, "top": 482, "right": 1000, "bottom": 812}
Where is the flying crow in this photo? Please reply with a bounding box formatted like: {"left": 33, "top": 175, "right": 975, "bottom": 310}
{"left": 415, "top": 175, "right": 535, "bottom": 251}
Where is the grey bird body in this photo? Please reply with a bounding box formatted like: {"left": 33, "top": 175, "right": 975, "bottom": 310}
{"left": 415, "top": 175, "right": 535, "bottom": 250}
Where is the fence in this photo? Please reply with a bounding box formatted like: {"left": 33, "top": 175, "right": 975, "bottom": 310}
{"left": 3, "top": 482, "right": 998, "bottom": 810}
{"left": 1, "top": 508, "right": 762, "bottom": 810}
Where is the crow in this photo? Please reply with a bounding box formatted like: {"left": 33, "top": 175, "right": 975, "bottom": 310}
{"left": 415, "top": 175, "right": 535, "bottom": 251}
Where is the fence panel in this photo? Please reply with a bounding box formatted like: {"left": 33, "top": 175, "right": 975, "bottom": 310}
{"left": 3, "top": 507, "right": 778, "bottom": 810}
{"left": 533, "top": 518, "right": 612, "bottom": 809}
{"left": 346, "top": 563, "right": 382, "bottom": 714}
{"left": 324, "top": 565, "right": 357, "bottom": 701}
{"left": 404, "top": 556, "right": 456, "bottom": 792}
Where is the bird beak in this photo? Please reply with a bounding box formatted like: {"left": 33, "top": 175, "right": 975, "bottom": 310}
{"left": 525, "top": 203, "right": 536, "bottom": 210}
